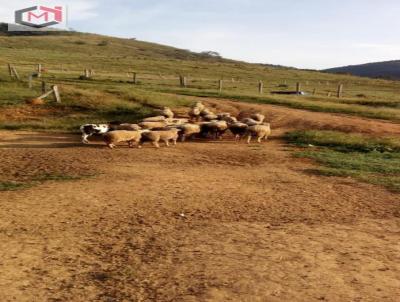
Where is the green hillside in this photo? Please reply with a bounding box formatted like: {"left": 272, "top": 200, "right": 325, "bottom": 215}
{"left": 1, "top": 29, "right": 400, "bottom": 130}
{"left": 324, "top": 60, "right": 400, "bottom": 80}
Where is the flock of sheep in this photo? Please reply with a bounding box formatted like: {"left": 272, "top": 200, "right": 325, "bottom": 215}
{"left": 80, "top": 101, "right": 271, "bottom": 149}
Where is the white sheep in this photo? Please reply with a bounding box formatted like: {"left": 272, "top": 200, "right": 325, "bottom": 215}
{"left": 188, "top": 107, "right": 201, "bottom": 121}
{"left": 109, "top": 123, "right": 141, "bottom": 131}
{"left": 241, "top": 117, "right": 262, "bottom": 126}
{"left": 247, "top": 123, "right": 271, "bottom": 143}
{"left": 162, "top": 107, "right": 174, "bottom": 119}
{"left": 250, "top": 113, "right": 265, "bottom": 123}
{"left": 220, "top": 116, "right": 237, "bottom": 124}
{"left": 103, "top": 130, "right": 148, "bottom": 149}
{"left": 166, "top": 118, "right": 189, "bottom": 125}
{"left": 138, "top": 121, "right": 168, "bottom": 129}
{"left": 193, "top": 101, "right": 205, "bottom": 111}
{"left": 200, "top": 108, "right": 214, "bottom": 117}
{"left": 177, "top": 123, "right": 201, "bottom": 141}
{"left": 228, "top": 122, "right": 248, "bottom": 141}
{"left": 142, "top": 116, "right": 166, "bottom": 122}
{"left": 200, "top": 120, "right": 228, "bottom": 139}
{"left": 203, "top": 114, "right": 218, "bottom": 121}
{"left": 217, "top": 112, "right": 231, "bottom": 119}
{"left": 140, "top": 128, "right": 181, "bottom": 148}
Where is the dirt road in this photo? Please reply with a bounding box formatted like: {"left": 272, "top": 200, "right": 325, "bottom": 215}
{"left": 0, "top": 101, "right": 399, "bottom": 301}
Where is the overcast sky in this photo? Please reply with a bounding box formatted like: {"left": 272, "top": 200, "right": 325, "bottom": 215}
{"left": 1, "top": 0, "right": 400, "bottom": 69}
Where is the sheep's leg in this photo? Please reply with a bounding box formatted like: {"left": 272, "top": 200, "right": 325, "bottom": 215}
{"left": 247, "top": 135, "right": 252, "bottom": 144}
{"left": 153, "top": 141, "right": 160, "bottom": 148}
{"left": 181, "top": 135, "right": 186, "bottom": 142}
{"left": 173, "top": 138, "right": 177, "bottom": 146}
{"left": 164, "top": 139, "right": 170, "bottom": 147}
{"left": 107, "top": 143, "right": 115, "bottom": 149}
{"left": 134, "top": 139, "right": 141, "bottom": 148}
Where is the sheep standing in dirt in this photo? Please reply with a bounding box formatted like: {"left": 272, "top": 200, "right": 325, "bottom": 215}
{"left": 142, "top": 116, "right": 166, "bottom": 122}
{"left": 162, "top": 107, "right": 174, "bottom": 119}
{"left": 200, "top": 120, "right": 228, "bottom": 139}
{"left": 194, "top": 101, "right": 205, "bottom": 112}
{"left": 166, "top": 118, "right": 189, "bottom": 126}
{"left": 247, "top": 123, "right": 271, "bottom": 143}
{"left": 241, "top": 117, "right": 262, "bottom": 126}
{"left": 200, "top": 108, "right": 214, "bottom": 117}
{"left": 188, "top": 107, "right": 201, "bottom": 121}
{"left": 103, "top": 130, "right": 147, "bottom": 149}
{"left": 219, "top": 116, "right": 237, "bottom": 124}
{"left": 229, "top": 122, "right": 249, "bottom": 141}
{"left": 177, "top": 123, "right": 201, "bottom": 141}
{"left": 203, "top": 113, "right": 218, "bottom": 121}
{"left": 139, "top": 121, "right": 168, "bottom": 129}
{"left": 250, "top": 113, "right": 265, "bottom": 123}
{"left": 140, "top": 128, "right": 181, "bottom": 148}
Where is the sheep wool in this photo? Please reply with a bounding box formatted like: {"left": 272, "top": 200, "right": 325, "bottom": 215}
{"left": 140, "top": 128, "right": 181, "bottom": 148}
{"left": 247, "top": 123, "right": 271, "bottom": 143}
{"left": 139, "top": 121, "right": 168, "bottom": 129}
{"left": 103, "top": 130, "right": 145, "bottom": 149}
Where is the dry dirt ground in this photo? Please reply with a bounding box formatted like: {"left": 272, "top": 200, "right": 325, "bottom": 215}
{"left": 0, "top": 100, "right": 399, "bottom": 302}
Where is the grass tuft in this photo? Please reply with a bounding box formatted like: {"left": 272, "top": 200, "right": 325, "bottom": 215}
{"left": 285, "top": 130, "right": 400, "bottom": 192}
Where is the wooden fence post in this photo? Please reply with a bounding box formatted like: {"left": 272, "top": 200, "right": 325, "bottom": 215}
{"left": 218, "top": 79, "right": 223, "bottom": 92}
{"left": 37, "top": 64, "right": 42, "bottom": 78}
{"left": 53, "top": 85, "right": 61, "bottom": 103}
{"left": 312, "top": 88, "right": 316, "bottom": 95}
{"left": 296, "top": 82, "right": 301, "bottom": 94}
{"left": 179, "top": 76, "right": 187, "bottom": 87}
{"left": 28, "top": 75, "right": 33, "bottom": 89}
{"left": 41, "top": 81, "right": 46, "bottom": 94}
{"left": 337, "top": 84, "right": 343, "bottom": 98}
{"left": 11, "top": 67, "right": 20, "bottom": 80}
{"left": 7, "top": 64, "right": 13, "bottom": 77}
{"left": 37, "top": 89, "right": 54, "bottom": 100}
{"left": 258, "top": 80, "right": 264, "bottom": 94}
{"left": 132, "top": 72, "right": 137, "bottom": 84}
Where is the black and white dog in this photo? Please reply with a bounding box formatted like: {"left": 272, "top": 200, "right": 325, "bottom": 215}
{"left": 80, "top": 124, "right": 110, "bottom": 144}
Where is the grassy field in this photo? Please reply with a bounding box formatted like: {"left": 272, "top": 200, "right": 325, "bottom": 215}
{"left": 1, "top": 32, "right": 400, "bottom": 131}
{"left": 1, "top": 31, "right": 400, "bottom": 192}
{"left": 284, "top": 130, "right": 400, "bottom": 191}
